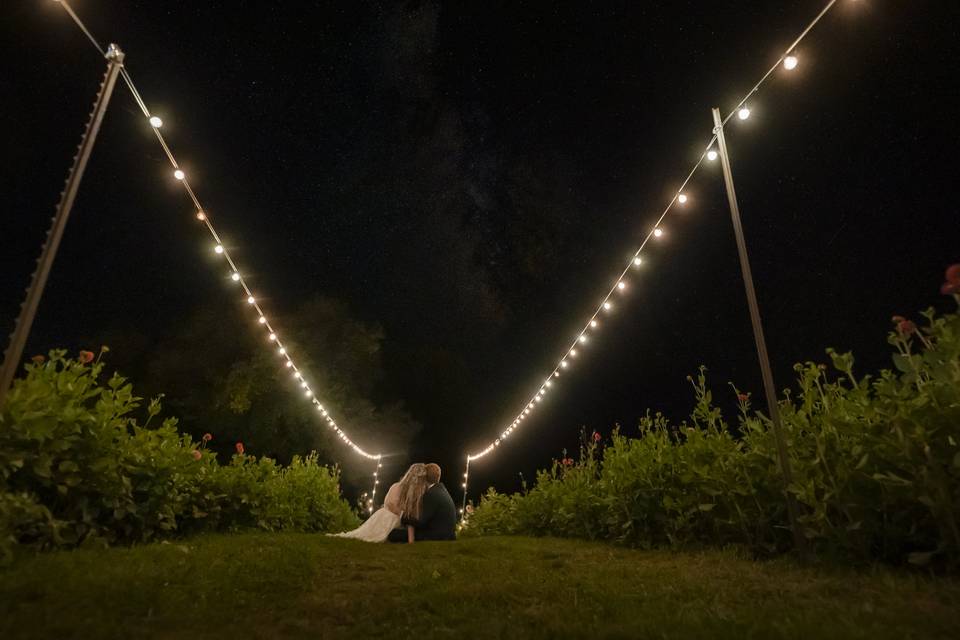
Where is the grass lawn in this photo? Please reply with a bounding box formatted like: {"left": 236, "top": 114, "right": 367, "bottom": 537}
{"left": 1, "top": 534, "right": 957, "bottom": 639}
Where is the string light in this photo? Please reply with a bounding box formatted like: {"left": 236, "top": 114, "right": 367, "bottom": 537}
{"left": 49, "top": 1, "right": 386, "bottom": 479}
{"left": 617, "top": 281, "right": 627, "bottom": 290}
{"left": 462, "top": 0, "right": 849, "bottom": 500}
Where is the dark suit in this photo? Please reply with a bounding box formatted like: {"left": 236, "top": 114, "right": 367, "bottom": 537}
{"left": 387, "top": 482, "right": 457, "bottom": 542}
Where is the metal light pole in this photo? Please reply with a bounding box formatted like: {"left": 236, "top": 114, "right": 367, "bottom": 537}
{"left": 711, "top": 107, "right": 804, "bottom": 553}
{"left": 0, "top": 44, "right": 125, "bottom": 408}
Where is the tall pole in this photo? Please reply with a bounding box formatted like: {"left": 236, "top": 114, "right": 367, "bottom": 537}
{"left": 0, "top": 45, "right": 125, "bottom": 408}
{"left": 711, "top": 107, "right": 804, "bottom": 553}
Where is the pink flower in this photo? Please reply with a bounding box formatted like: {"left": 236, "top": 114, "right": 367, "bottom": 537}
{"left": 592, "top": 431, "right": 601, "bottom": 443}
{"left": 192, "top": 450, "right": 202, "bottom": 461}
{"left": 31, "top": 355, "right": 45, "bottom": 364}
{"left": 897, "top": 320, "right": 917, "bottom": 335}
{"left": 946, "top": 264, "right": 960, "bottom": 284}
{"left": 202, "top": 433, "right": 213, "bottom": 442}
{"left": 78, "top": 350, "right": 94, "bottom": 364}
{"left": 235, "top": 442, "right": 245, "bottom": 455}
{"left": 737, "top": 393, "right": 749, "bottom": 402}
{"left": 561, "top": 457, "right": 574, "bottom": 467}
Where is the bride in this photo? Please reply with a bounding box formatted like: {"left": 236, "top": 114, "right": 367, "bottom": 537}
{"left": 330, "top": 463, "right": 429, "bottom": 543}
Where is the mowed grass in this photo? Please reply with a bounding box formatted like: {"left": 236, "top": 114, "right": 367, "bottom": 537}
{"left": 1, "top": 534, "right": 958, "bottom": 640}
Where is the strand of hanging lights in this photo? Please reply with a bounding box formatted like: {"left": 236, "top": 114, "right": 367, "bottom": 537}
{"left": 51, "top": 1, "right": 384, "bottom": 498}
{"left": 460, "top": 0, "right": 846, "bottom": 512}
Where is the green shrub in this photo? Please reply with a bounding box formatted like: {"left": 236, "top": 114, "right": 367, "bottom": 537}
{"left": 0, "top": 350, "right": 358, "bottom": 559}
{"left": 466, "top": 297, "right": 960, "bottom": 568}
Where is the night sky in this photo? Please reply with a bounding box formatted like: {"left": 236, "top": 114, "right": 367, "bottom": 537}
{"left": 1, "top": 1, "right": 957, "bottom": 498}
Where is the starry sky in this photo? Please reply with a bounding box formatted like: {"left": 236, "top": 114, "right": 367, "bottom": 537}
{"left": 1, "top": 1, "right": 958, "bottom": 496}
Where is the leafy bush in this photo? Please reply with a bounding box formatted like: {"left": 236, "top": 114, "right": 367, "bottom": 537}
{"left": 0, "top": 350, "right": 357, "bottom": 561}
{"left": 466, "top": 285, "right": 960, "bottom": 568}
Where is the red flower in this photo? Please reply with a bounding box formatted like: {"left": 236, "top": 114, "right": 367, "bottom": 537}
{"left": 192, "top": 450, "right": 202, "bottom": 461}
{"left": 78, "top": 350, "right": 94, "bottom": 364}
{"left": 942, "top": 281, "right": 959, "bottom": 296}
{"left": 202, "top": 433, "right": 213, "bottom": 442}
{"left": 592, "top": 431, "right": 601, "bottom": 443}
{"left": 946, "top": 264, "right": 960, "bottom": 284}
{"left": 737, "top": 393, "right": 749, "bottom": 402}
{"left": 561, "top": 457, "right": 574, "bottom": 466}
{"left": 235, "top": 442, "right": 245, "bottom": 455}
{"left": 31, "top": 355, "right": 45, "bottom": 364}
{"left": 897, "top": 320, "right": 917, "bottom": 335}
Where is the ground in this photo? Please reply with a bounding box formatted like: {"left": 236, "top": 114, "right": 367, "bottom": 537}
{"left": 1, "top": 534, "right": 957, "bottom": 639}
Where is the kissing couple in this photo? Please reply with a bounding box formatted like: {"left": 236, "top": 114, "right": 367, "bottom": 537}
{"left": 332, "top": 462, "right": 457, "bottom": 543}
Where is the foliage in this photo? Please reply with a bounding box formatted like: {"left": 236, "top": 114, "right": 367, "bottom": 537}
{"left": 465, "top": 295, "right": 960, "bottom": 568}
{"left": 3, "top": 534, "right": 959, "bottom": 639}
{"left": 102, "top": 295, "right": 420, "bottom": 487}
{"left": 0, "top": 350, "right": 358, "bottom": 561}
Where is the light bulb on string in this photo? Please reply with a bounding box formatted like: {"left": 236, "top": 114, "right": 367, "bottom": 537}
{"left": 633, "top": 257, "right": 642, "bottom": 266}
{"left": 707, "top": 149, "right": 718, "bottom": 161}
{"left": 603, "top": 302, "right": 612, "bottom": 311}
{"left": 617, "top": 281, "right": 627, "bottom": 290}
{"left": 654, "top": 228, "right": 664, "bottom": 238}
{"left": 285, "top": 361, "right": 293, "bottom": 368}
{"left": 247, "top": 296, "right": 255, "bottom": 304}
{"left": 590, "top": 320, "right": 597, "bottom": 328}
{"left": 278, "top": 347, "right": 286, "bottom": 355}
{"left": 214, "top": 245, "right": 224, "bottom": 254}
{"left": 579, "top": 334, "right": 588, "bottom": 343}
{"left": 258, "top": 316, "right": 267, "bottom": 324}
{"left": 231, "top": 272, "right": 240, "bottom": 282}
{"left": 678, "top": 193, "right": 688, "bottom": 204}
{"left": 149, "top": 116, "right": 163, "bottom": 128}
{"left": 738, "top": 106, "right": 751, "bottom": 120}
{"left": 570, "top": 348, "right": 578, "bottom": 357}
{"left": 560, "top": 360, "right": 569, "bottom": 368}
{"left": 783, "top": 54, "right": 798, "bottom": 70}
{"left": 196, "top": 211, "right": 206, "bottom": 221}
{"left": 174, "top": 169, "right": 185, "bottom": 180}
{"left": 269, "top": 333, "right": 277, "bottom": 341}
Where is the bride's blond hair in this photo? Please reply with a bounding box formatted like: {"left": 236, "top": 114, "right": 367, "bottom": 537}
{"left": 396, "top": 463, "right": 429, "bottom": 520}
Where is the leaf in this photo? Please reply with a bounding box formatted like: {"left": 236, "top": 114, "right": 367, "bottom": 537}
{"left": 698, "top": 504, "right": 716, "bottom": 512}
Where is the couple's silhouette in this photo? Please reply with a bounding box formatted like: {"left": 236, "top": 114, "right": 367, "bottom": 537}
{"left": 332, "top": 463, "right": 457, "bottom": 543}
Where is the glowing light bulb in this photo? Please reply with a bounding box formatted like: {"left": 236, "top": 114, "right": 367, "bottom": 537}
{"left": 214, "top": 245, "right": 224, "bottom": 254}
{"left": 654, "top": 228, "right": 664, "bottom": 238}
{"left": 570, "top": 349, "right": 578, "bottom": 357}
{"left": 149, "top": 116, "right": 163, "bottom": 129}
{"left": 579, "top": 334, "right": 588, "bottom": 343}
{"left": 247, "top": 295, "right": 255, "bottom": 304}
{"left": 590, "top": 320, "right": 598, "bottom": 328}
{"left": 783, "top": 55, "right": 798, "bottom": 70}
{"left": 545, "top": 380, "right": 553, "bottom": 387}
{"left": 707, "top": 150, "right": 718, "bottom": 161}
{"left": 269, "top": 333, "right": 277, "bottom": 341}
{"left": 258, "top": 316, "right": 267, "bottom": 324}
{"left": 285, "top": 361, "right": 293, "bottom": 368}
{"left": 278, "top": 347, "right": 286, "bottom": 355}
{"left": 603, "top": 302, "right": 612, "bottom": 311}
{"left": 196, "top": 211, "right": 206, "bottom": 221}
{"left": 231, "top": 272, "right": 240, "bottom": 281}
{"left": 738, "top": 107, "right": 751, "bottom": 120}
{"left": 305, "top": 390, "right": 313, "bottom": 397}
{"left": 560, "top": 360, "right": 569, "bottom": 368}
{"left": 634, "top": 257, "right": 642, "bottom": 266}
{"left": 678, "top": 193, "right": 688, "bottom": 204}
{"left": 617, "top": 281, "right": 627, "bottom": 290}
{"left": 174, "top": 169, "right": 185, "bottom": 180}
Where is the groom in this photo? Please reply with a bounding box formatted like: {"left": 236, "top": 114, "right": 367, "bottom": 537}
{"left": 388, "top": 463, "right": 457, "bottom": 542}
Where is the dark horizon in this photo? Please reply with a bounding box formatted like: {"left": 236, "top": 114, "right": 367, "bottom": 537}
{"left": 2, "top": 0, "right": 957, "bottom": 500}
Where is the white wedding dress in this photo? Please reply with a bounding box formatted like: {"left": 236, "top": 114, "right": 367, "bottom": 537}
{"left": 331, "top": 482, "right": 403, "bottom": 542}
